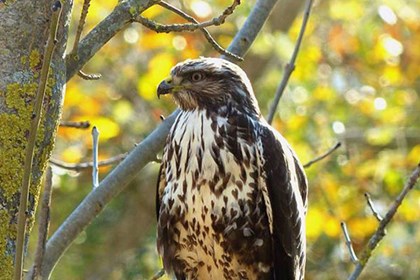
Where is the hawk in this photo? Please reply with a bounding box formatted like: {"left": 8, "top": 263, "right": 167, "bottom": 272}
{"left": 156, "top": 57, "right": 308, "bottom": 280}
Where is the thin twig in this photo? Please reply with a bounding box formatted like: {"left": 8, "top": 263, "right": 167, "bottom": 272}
{"left": 340, "top": 221, "right": 359, "bottom": 264}
{"left": 303, "top": 142, "right": 341, "bottom": 168}
{"left": 364, "top": 193, "right": 383, "bottom": 222}
{"left": 72, "top": 0, "right": 91, "bottom": 53}
{"left": 150, "top": 269, "right": 165, "bottom": 280}
{"left": 50, "top": 153, "right": 128, "bottom": 172}
{"left": 14, "top": 3, "right": 62, "bottom": 280}
{"left": 60, "top": 120, "right": 91, "bottom": 129}
{"left": 29, "top": 167, "right": 53, "bottom": 280}
{"left": 136, "top": 0, "right": 240, "bottom": 31}
{"left": 71, "top": 0, "right": 102, "bottom": 80}
{"left": 92, "top": 126, "right": 99, "bottom": 189}
{"left": 266, "top": 0, "right": 314, "bottom": 124}
{"left": 158, "top": 1, "right": 242, "bottom": 61}
{"left": 348, "top": 163, "right": 420, "bottom": 280}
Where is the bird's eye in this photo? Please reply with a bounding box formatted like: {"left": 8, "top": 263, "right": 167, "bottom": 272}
{"left": 190, "top": 72, "right": 204, "bottom": 82}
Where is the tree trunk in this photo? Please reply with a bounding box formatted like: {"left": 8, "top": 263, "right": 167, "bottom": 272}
{"left": 0, "top": 0, "right": 72, "bottom": 277}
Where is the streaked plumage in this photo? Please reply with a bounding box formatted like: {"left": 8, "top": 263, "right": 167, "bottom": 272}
{"left": 156, "top": 57, "right": 308, "bottom": 280}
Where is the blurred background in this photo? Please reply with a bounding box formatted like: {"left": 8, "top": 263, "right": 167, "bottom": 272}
{"left": 27, "top": 0, "right": 420, "bottom": 279}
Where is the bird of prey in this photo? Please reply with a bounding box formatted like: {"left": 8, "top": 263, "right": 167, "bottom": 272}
{"left": 156, "top": 57, "right": 308, "bottom": 280}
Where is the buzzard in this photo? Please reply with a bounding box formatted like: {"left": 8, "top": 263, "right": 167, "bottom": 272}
{"left": 156, "top": 57, "right": 307, "bottom": 280}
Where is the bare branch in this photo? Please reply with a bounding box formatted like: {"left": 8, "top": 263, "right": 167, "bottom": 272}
{"left": 135, "top": 0, "right": 240, "bottom": 32}
{"left": 50, "top": 153, "right": 128, "bottom": 172}
{"left": 364, "top": 193, "right": 383, "bottom": 222}
{"left": 71, "top": 0, "right": 103, "bottom": 80}
{"left": 340, "top": 221, "right": 359, "bottom": 264}
{"left": 266, "top": 0, "right": 314, "bottom": 124}
{"left": 303, "top": 142, "right": 341, "bottom": 168}
{"left": 14, "top": 3, "right": 62, "bottom": 279}
{"left": 91, "top": 127, "right": 99, "bottom": 189}
{"left": 348, "top": 163, "right": 420, "bottom": 280}
{"left": 158, "top": 1, "right": 242, "bottom": 61}
{"left": 28, "top": 167, "right": 53, "bottom": 280}
{"left": 72, "top": 0, "right": 91, "bottom": 53}
{"left": 59, "top": 120, "right": 91, "bottom": 129}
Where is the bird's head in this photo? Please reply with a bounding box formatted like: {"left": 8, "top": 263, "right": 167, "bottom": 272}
{"left": 157, "top": 57, "right": 260, "bottom": 116}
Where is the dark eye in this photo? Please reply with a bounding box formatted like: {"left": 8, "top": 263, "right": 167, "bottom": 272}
{"left": 190, "top": 72, "right": 204, "bottom": 82}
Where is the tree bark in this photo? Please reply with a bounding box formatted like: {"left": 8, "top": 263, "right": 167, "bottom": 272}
{"left": 0, "top": 0, "right": 72, "bottom": 277}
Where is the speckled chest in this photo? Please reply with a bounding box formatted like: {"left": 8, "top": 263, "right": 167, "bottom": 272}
{"left": 157, "top": 109, "right": 273, "bottom": 279}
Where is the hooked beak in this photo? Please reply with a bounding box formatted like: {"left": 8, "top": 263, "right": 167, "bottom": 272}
{"left": 157, "top": 76, "right": 174, "bottom": 99}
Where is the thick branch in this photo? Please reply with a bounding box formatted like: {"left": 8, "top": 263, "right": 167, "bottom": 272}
{"left": 224, "top": 0, "right": 278, "bottom": 61}
{"left": 348, "top": 163, "right": 420, "bottom": 280}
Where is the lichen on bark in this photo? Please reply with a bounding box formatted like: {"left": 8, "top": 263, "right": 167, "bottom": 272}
{"left": 0, "top": 0, "right": 72, "bottom": 277}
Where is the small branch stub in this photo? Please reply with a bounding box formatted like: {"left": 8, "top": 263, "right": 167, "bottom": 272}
{"left": 60, "top": 120, "right": 91, "bottom": 129}
{"left": 364, "top": 193, "right": 383, "bottom": 222}
{"left": 340, "top": 221, "right": 359, "bottom": 264}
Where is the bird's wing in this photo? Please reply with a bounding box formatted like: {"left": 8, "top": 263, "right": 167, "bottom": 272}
{"left": 258, "top": 122, "right": 308, "bottom": 280}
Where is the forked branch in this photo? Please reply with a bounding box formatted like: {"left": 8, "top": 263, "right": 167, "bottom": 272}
{"left": 346, "top": 163, "right": 420, "bottom": 280}
{"left": 135, "top": 0, "right": 242, "bottom": 60}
